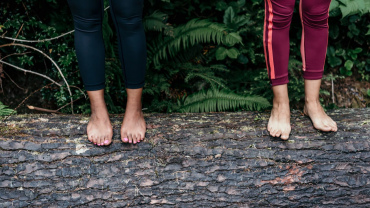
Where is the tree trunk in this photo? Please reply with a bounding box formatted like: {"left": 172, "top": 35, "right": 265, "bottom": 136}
{"left": 0, "top": 108, "right": 369, "bottom": 207}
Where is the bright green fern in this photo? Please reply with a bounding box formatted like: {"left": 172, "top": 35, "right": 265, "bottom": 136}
{"left": 177, "top": 89, "right": 271, "bottom": 113}
{"left": 0, "top": 102, "right": 16, "bottom": 116}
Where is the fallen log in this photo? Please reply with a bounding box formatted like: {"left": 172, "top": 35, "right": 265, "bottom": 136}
{"left": 0, "top": 108, "right": 369, "bottom": 207}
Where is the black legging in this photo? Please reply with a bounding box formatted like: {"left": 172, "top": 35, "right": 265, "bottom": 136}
{"left": 67, "top": 0, "right": 146, "bottom": 90}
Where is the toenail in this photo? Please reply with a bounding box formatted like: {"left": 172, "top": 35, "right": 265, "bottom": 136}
{"left": 123, "top": 138, "right": 128, "bottom": 142}
{"left": 104, "top": 140, "right": 109, "bottom": 144}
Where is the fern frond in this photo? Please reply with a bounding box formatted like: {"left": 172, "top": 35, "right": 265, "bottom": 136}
{"left": 177, "top": 89, "right": 271, "bottom": 113}
{"left": 171, "top": 45, "right": 204, "bottom": 64}
{"left": 183, "top": 64, "right": 229, "bottom": 90}
{"left": 143, "top": 11, "right": 171, "bottom": 32}
{"left": 0, "top": 102, "right": 16, "bottom": 116}
{"left": 148, "top": 19, "right": 243, "bottom": 66}
{"left": 185, "top": 72, "right": 227, "bottom": 90}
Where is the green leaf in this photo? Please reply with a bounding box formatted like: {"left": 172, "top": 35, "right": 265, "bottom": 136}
{"left": 329, "top": 24, "right": 340, "bottom": 39}
{"left": 352, "top": 47, "right": 363, "bottom": 54}
{"left": 216, "top": 1, "right": 228, "bottom": 11}
{"left": 237, "top": 0, "right": 246, "bottom": 7}
{"left": 225, "top": 32, "right": 243, "bottom": 46}
{"left": 328, "top": 56, "right": 342, "bottom": 67}
{"left": 216, "top": 47, "right": 240, "bottom": 60}
{"left": 344, "top": 60, "right": 354, "bottom": 70}
{"left": 223, "top": 6, "right": 235, "bottom": 26}
{"left": 329, "top": 0, "right": 340, "bottom": 12}
{"left": 227, "top": 47, "right": 240, "bottom": 59}
{"left": 339, "top": 0, "right": 366, "bottom": 18}
{"left": 216, "top": 47, "right": 227, "bottom": 60}
{"left": 238, "top": 54, "right": 249, "bottom": 64}
{"left": 346, "top": 70, "right": 353, "bottom": 76}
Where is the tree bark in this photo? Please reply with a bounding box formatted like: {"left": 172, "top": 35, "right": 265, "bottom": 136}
{"left": 0, "top": 108, "right": 369, "bottom": 207}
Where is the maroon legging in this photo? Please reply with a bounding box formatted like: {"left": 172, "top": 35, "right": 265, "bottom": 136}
{"left": 263, "top": 0, "right": 331, "bottom": 86}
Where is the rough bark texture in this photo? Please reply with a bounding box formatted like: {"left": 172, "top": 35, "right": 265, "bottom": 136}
{"left": 0, "top": 108, "right": 369, "bottom": 207}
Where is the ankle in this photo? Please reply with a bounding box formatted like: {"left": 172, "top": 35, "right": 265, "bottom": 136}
{"left": 304, "top": 98, "right": 320, "bottom": 105}
{"left": 90, "top": 108, "right": 109, "bottom": 119}
{"left": 273, "top": 98, "right": 289, "bottom": 107}
{"left": 126, "top": 101, "right": 142, "bottom": 111}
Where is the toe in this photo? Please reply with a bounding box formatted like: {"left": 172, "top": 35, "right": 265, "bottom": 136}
{"left": 128, "top": 134, "right": 133, "bottom": 144}
{"left": 281, "top": 135, "right": 289, "bottom": 140}
{"left": 97, "top": 136, "right": 102, "bottom": 146}
{"left": 281, "top": 130, "right": 290, "bottom": 140}
{"left": 104, "top": 137, "right": 110, "bottom": 146}
{"left": 270, "top": 129, "right": 277, "bottom": 137}
{"left": 269, "top": 129, "right": 275, "bottom": 137}
{"left": 121, "top": 132, "right": 128, "bottom": 143}
{"left": 140, "top": 133, "right": 145, "bottom": 141}
{"left": 100, "top": 136, "right": 105, "bottom": 146}
{"left": 318, "top": 124, "right": 332, "bottom": 132}
{"left": 275, "top": 130, "right": 282, "bottom": 138}
{"left": 91, "top": 135, "right": 97, "bottom": 145}
{"left": 132, "top": 135, "right": 137, "bottom": 144}
{"left": 87, "top": 134, "right": 93, "bottom": 143}
{"left": 267, "top": 125, "right": 272, "bottom": 132}
{"left": 331, "top": 121, "right": 338, "bottom": 131}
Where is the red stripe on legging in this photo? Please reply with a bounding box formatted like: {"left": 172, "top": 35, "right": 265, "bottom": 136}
{"left": 263, "top": 0, "right": 269, "bottom": 76}
{"left": 299, "top": 0, "right": 306, "bottom": 71}
{"left": 323, "top": 4, "right": 330, "bottom": 70}
{"left": 267, "top": 0, "right": 275, "bottom": 79}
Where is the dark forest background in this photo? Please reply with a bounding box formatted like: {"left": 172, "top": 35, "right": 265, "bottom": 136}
{"left": 0, "top": 0, "right": 369, "bottom": 115}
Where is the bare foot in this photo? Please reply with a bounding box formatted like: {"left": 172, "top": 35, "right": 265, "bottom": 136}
{"left": 121, "top": 107, "right": 146, "bottom": 144}
{"left": 303, "top": 100, "right": 337, "bottom": 132}
{"left": 268, "top": 100, "right": 291, "bottom": 140}
{"left": 86, "top": 90, "right": 113, "bottom": 146}
{"left": 87, "top": 112, "right": 113, "bottom": 146}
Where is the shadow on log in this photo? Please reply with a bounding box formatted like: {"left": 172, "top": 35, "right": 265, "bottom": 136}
{"left": 0, "top": 108, "right": 369, "bottom": 207}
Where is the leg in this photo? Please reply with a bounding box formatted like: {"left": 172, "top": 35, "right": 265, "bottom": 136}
{"left": 301, "top": 0, "right": 337, "bottom": 131}
{"left": 109, "top": 0, "right": 147, "bottom": 144}
{"left": 264, "top": 0, "right": 295, "bottom": 139}
{"left": 303, "top": 80, "right": 337, "bottom": 131}
{"left": 121, "top": 89, "right": 146, "bottom": 144}
{"left": 87, "top": 90, "right": 114, "bottom": 146}
{"left": 268, "top": 84, "right": 291, "bottom": 140}
{"left": 67, "top": 0, "right": 113, "bottom": 145}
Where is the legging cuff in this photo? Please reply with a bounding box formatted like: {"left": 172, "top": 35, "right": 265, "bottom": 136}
{"left": 303, "top": 70, "right": 324, "bottom": 80}
{"left": 271, "top": 75, "right": 289, "bottom": 86}
{"left": 84, "top": 83, "right": 105, "bottom": 91}
{"left": 126, "top": 82, "right": 145, "bottom": 89}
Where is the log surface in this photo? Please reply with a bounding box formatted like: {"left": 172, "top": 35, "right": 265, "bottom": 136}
{"left": 0, "top": 108, "right": 369, "bottom": 207}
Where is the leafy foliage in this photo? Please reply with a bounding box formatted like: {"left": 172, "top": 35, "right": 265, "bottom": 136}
{"left": 330, "top": 0, "right": 370, "bottom": 18}
{"left": 177, "top": 89, "right": 271, "bottom": 113}
{"left": 0, "top": 101, "right": 16, "bottom": 116}
{"left": 0, "top": 0, "right": 368, "bottom": 114}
